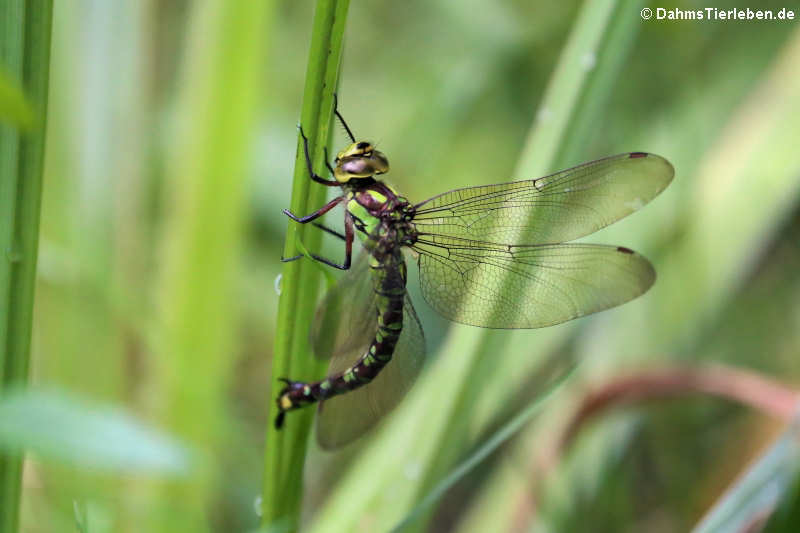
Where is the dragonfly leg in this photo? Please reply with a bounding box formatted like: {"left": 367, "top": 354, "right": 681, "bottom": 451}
{"left": 280, "top": 221, "right": 343, "bottom": 263}
{"left": 333, "top": 93, "right": 356, "bottom": 143}
{"left": 279, "top": 223, "right": 346, "bottom": 261}
{"left": 313, "top": 221, "right": 346, "bottom": 241}
{"left": 280, "top": 211, "right": 353, "bottom": 270}
{"left": 303, "top": 215, "right": 352, "bottom": 270}
{"left": 283, "top": 195, "right": 343, "bottom": 224}
{"left": 298, "top": 125, "right": 340, "bottom": 187}
{"left": 280, "top": 253, "right": 348, "bottom": 270}
{"left": 324, "top": 147, "right": 335, "bottom": 176}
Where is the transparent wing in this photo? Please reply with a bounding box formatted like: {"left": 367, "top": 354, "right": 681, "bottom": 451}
{"left": 413, "top": 235, "right": 655, "bottom": 329}
{"left": 310, "top": 252, "right": 376, "bottom": 362}
{"left": 316, "top": 294, "right": 426, "bottom": 449}
{"left": 412, "top": 152, "right": 673, "bottom": 245}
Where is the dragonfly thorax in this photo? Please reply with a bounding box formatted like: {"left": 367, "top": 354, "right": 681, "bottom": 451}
{"left": 346, "top": 182, "right": 418, "bottom": 249}
{"left": 334, "top": 141, "right": 389, "bottom": 183}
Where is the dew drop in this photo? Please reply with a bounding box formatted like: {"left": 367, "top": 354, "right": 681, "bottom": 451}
{"left": 537, "top": 107, "right": 553, "bottom": 123}
{"left": 581, "top": 51, "right": 596, "bottom": 71}
{"left": 404, "top": 461, "right": 421, "bottom": 480}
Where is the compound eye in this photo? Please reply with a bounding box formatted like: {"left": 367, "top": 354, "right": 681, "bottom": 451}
{"left": 357, "top": 142, "right": 370, "bottom": 150}
{"left": 342, "top": 158, "right": 370, "bottom": 175}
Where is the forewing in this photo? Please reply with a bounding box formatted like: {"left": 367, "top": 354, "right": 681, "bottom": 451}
{"left": 316, "top": 295, "right": 426, "bottom": 449}
{"left": 412, "top": 153, "right": 673, "bottom": 245}
{"left": 310, "top": 252, "right": 376, "bottom": 363}
{"left": 414, "top": 236, "right": 655, "bottom": 329}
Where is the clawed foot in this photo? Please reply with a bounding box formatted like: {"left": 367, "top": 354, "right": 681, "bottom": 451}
{"left": 280, "top": 254, "right": 302, "bottom": 263}
{"left": 274, "top": 378, "right": 305, "bottom": 429}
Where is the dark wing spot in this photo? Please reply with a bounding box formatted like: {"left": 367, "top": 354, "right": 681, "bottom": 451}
{"left": 617, "top": 246, "right": 634, "bottom": 254}
{"left": 629, "top": 152, "right": 648, "bottom": 159}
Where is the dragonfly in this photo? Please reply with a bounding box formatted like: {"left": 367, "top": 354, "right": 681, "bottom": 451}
{"left": 276, "top": 100, "right": 674, "bottom": 448}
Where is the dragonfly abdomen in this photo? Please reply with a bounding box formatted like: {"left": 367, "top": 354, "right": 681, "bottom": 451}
{"left": 321, "top": 290, "right": 403, "bottom": 391}
{"left": 275, "top": 252, "right": 407, "bottom": 427}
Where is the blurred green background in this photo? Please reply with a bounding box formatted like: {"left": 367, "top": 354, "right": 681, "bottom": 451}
{"left": 6, "top": 0, "right": 800, "bottom": 531}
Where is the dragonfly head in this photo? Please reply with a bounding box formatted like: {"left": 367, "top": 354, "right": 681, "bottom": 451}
{"left": 333, "top": 141, "right": 389, "bottom": 183}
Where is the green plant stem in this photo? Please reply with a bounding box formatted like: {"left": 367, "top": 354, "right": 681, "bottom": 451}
{"left": 0, "top": 1, "right": 53, "bottom": 532}
{"left": 151, "top": 1, "right": 270, "bottom": 531}
{"left": 261, "top": 0, "right": 350, "bottom": 529}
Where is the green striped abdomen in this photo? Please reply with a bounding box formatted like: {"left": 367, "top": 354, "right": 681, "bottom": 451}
{"left": 276, "top": 249, "right": 406, "bottom": 417}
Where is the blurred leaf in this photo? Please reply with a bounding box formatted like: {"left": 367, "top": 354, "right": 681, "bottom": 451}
{"left": 73, "top": 501, "right": 87, "bottom": 533}
{"left": 531, "top": 416, "right": 639, "bottom": 533}
{"left": 0, "top": 388, "right": 191, "bottom": 475}
{"left": 391, "top": 365, "right": 573, "bottom": 532}
{"left": 649, "top": 26, "right": 800, "bottom": 347}
{"left": 0, "top": 67, "right": 34, "bottom": 129}
{"left": 150, "top": 0, "right": 272, "bottom": 529}
{"left": 522, "top": 26, "right": 800, "bottom": 532}
{"left": 763, "top": 463, "right": 800, "bottom": 533}
{"left": 692, "top": 410, "right": 800, "bottom": 533}
{"left": 516, "top": 0, "right": 642, "bottom": 175}
{"left": 249, "top": 524, "right": 292, "bottom": 533}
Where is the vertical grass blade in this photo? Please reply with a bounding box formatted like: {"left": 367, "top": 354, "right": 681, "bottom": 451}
{"left": 261, "top": 1, "right": 350, "bottom": 530}
{"left": 0, "top": 1, "right": 53, "bottom": 532}
{"left": 151, "top": 1, "right": 270, "bottom": 530}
